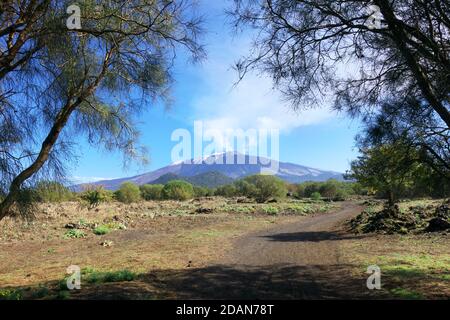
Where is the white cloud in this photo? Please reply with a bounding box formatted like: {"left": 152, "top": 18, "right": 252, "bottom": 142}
{"left": 70, "top": 176, "right": 117, "bottom": 184}
{"left": 190, "top": 36, "right": 336, "bottom": 135}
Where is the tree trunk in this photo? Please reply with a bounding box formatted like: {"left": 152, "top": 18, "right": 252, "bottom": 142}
{"left": 0, "top": 98, "right": 80, "bottom": 220}
{"left": 388, "top": 190, "right": 395, "bottom": 207}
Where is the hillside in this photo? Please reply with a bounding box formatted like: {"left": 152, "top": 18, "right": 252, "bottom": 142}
{"left": 77, "top": 152, "right": 344, "bottom": 190}
{"left": 151, "top": 171, "right": 234, "bottom": 188}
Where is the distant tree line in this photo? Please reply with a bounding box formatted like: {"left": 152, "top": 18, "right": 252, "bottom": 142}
{"left": 3, "top": 175, "right": 366, "bottom": 207}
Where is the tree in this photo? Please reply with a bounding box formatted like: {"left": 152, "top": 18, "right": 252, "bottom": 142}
{"left": 35, "top": 181, "right": 73, "bottom": 202}
{"left": 161, "top": 180, "right": 194, "bottom": 201}
{"left": 0, "top": 1, "right": 204, "bottom": 219}
{"left": 115, "top": 182, "right": 141, "bottom": 204}
{"left": 140, "top": 184, "right": 164, "bottom": 201}
{"left": 230, "top": 0, "right": 449, "bottom": 177}
{"left": 319, "top": 180, "right": 338, "bottom": 199}
{"left": 214, "top": 184, "right": 238, "bottom": 197}
{"left": 347, "top": 140, "right": 425, "bottom": 205}
{"left": 240, "top": 174, "right": 287, "bottom": 203}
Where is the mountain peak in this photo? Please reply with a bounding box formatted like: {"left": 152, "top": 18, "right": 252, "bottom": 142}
{"left": 76, "top": 153, "right": 344, "bottom": 191}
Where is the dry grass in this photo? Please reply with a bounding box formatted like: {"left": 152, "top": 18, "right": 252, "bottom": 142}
{"left": 0, "top": 197, "right": 335, "bottom": 296}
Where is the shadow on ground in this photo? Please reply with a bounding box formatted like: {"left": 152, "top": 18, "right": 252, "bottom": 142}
{"left": 262, "top": 231, "right": 368, "bottom": 243}
{"left": 1, "top": 263, "right": 384, "bottom": 300}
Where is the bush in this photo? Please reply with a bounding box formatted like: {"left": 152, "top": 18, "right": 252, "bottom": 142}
{"left": 80, "top": 186, "right": 113, "bottom": 208}
{"left": 240, "top": 175, "right": 287, "bottom": 203}
{"left": 333, "top": 189, "right": 349, "bottom": 201}
{"left": 114, "top": 182, "right": 141, "bottom": 204}
{"left": 140, "top": 184, "right": 164, "bottom": 200}
{"left": 35, "top": 181, "right": 74, "bottom": 202}
{"left": 93, "top": 225, "right": 110, "bottom": 235}
{"left": 214, "top": 184, "right": 238, "bottom": 197}
{"left": 161, "top": 180, "right": 194, "bottom": 200}
{"left": 64, "top": 229, "right": 87, "bottom": 239}
{"left": 310, "top": 192, "right": 322, "bottom": 200}
{"left": 262, "top": 205, "right": 279, "bottom": 215}
{"left": 193, "top": 186, "right": 212, "bottom": 198}
{"left": 319, "top": 181, "right": 338, "bottom": 199}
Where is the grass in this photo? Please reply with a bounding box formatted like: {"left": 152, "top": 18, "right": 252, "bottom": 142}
{"left": 262, "top": 206, "right": 279, "bottom": 215}
{"left": 0, "top": 288, "right": 22, "bottom": 300}
{"left": 93, "top": 222, "right": 127, "bottom": 235}
{"left": 82, "top": 268, "right": 137, "bottom": 284}
{"left": 63, "top": 229, "right": 86, "bottom": 239}
{"left": 342, "top": 227, "right": 449, "bottom": 299}
{"left": 93, "top": 225, "right": 111, "bottom": 235}
{"left": 390, "top": 288, "right": 424, "bottom": 299}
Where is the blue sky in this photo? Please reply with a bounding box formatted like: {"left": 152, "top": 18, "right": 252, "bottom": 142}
{"left": 70, "top": 1, "right": 361, "bottom": 184}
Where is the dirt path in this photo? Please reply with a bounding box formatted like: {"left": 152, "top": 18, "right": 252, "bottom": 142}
{"left": 131, "top": 202, "right": 375, "bottom": 300}
{"left": 225, "top": 202, "right": 363, "bottom": 267}
{"left": 200, "top": 202, "right": 373, "bottom": 299}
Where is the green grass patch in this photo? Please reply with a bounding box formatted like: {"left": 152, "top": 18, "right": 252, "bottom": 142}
{"left": 0, "top": 288, "right": 22, "bottom": 300}
{"left": 390, "top": 288, "right": 424, "bottom": 299}
{"left": 262, "top": 206, "right": 279, "bottom": 215}
{"left": 93, "top": 225, "right": 111, "bottom": 235}
{"left": 364, "top": 253, "right": 450, "bottom": 284}
{"left": 63, "top": 229, "right": 87, "bottom": 239}
{"left": 93, "top": 222, "right": 127, "bottom": 235}
{"left": 82, "top": 268, "right": 137, "bottom": 284}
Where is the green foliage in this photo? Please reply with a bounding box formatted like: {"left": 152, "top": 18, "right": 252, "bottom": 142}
{"left": 34, "top": 181, "right": 74, "bottom": 202}
{"left": 214, "top": 184, "right": 238, "bottom": 197}
{"left": 310, "top": 192, "right": 322, "bottom": 200}
{"left": 294, "top": 180, "right": 363, "bottom": 200}
{"left": 0, "top": 289, "right": 22, "bottom": 300}
{"left": 193, "top": 186, "right": 212, "bottom": 198}
{"left": 82, "top": 268, "right": 137, "bottom": 284}
{"left": 140, "top": 184, "right": 164, "bottom": 200}
{"left": 390, "top": 288, "right": 423, "bottom": 300}
{"left": 262, "top": 206, "right": 279, "bottom": 215}
{"left": 239, "top": 175, "right": 287, "bottom": 203}
{"left": 346, "top": 141, "right": 449, "bottom": 203}
{"left": 0, "top": 0, "right": 204, "bottom": 220}
{"left": 114, "top": 182, "right": 141, "bottom": 204}
{"left": 161, "top": 180, "right": 194, "bottom": 200}
{"left": 80, "top": 186, "right": 113, "bottom": 208}
{"left": 64, "top": 229, "right": 87, "bottom": 239}
{"left": 93, "top": 225, "right": 110, "bottom": 235}
{"left": 93, "top": 222, "right": 125, "bottom": 235}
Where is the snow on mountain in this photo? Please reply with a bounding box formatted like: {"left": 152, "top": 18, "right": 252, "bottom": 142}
{"left": 75, "top": 152, "right": 344, "bottom": 190}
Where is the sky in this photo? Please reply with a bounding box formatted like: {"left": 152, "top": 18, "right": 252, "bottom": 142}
{"left": 70, "top": 1, "right": 362, "bottom": 184}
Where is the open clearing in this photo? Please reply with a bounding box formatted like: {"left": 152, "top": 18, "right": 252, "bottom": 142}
{"left": 0, "top": 199, "right": 448, "bottom": 299}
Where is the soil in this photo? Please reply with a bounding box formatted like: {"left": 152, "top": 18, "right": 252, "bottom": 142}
{"left": 0, "top": 200, "right": 448, "bottom": 299}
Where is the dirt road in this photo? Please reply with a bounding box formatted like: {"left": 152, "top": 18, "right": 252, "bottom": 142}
{"left": 142, "top": 202, "right": 376, "bottom": 300}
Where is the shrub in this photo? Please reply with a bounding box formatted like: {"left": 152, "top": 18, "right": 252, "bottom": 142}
{"left": 294, "top": 184, "right": 306, "bottom": 198}
{"left": 64, "top": 229, "right": 87, "bottom": 239}
{"left": 82, "top": 268, "right": 137, "bottom": 284}
{"left": 214, "top": 184, "right": 238, "bottom": 197}
{"left": 140, "top": 184, "right": 164, "bottom": 200}
{"left": 262, "top": 205, "right": 279, "bottom": 215}
{"left": 161, "top": 180, "right": 194, "bottom": 200}
{"left": 0, "top": 289, "right": 22, "bottom": 300}
{"left": 239, "top": 175, "right": 287, "bottom": 203}
{"left": 35, "top": 181, "right": 74, "bottom": 202}
{"left": 310, "top": 192, "right": 322, "bottom": 200}
{"left": 234, "top": 180, "right": 258, "bottom": 198}
{"left": 193, "top": 186, "right": 212, "bottom": 197}
{"left": 80, "top": 186, "right": 113, "bottom": 208}
{"left": 333, "top": 189, "right": 349, "bottom": 201}
{"left": 319, "top": 181, "right": 338, "bottom": 199}
{"left": 114, "top": 182, "right": 141, "bottom": 203}
{"left": 93, "top": 225, "right": 110, "bottom": 235}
